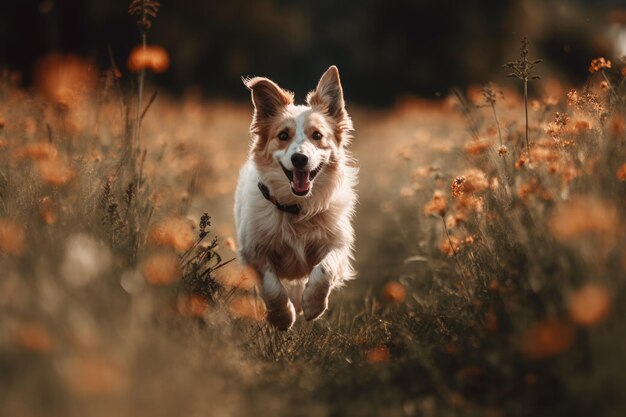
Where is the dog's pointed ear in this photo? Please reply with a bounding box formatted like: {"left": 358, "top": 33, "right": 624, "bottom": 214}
{"left": 307, "top": 66, "right": 346, "bottom": 121}
{"left": 243, "top": 77, "right": 293, "bottom": 119}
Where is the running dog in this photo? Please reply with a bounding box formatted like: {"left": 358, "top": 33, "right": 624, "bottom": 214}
{"left": 235, "top": 66, "right": 357, "bottom": 330}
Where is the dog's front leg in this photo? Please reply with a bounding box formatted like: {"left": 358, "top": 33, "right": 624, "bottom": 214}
{"left": 262, "top": 269, "right": 296, "bottom": 331}
{"left": 301, "top": 265, "right": 332, "bottom": 321}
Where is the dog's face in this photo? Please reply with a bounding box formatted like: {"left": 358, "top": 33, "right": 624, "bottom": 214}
{"left": 245, "top": 66, "right": 352, "bottom": 198}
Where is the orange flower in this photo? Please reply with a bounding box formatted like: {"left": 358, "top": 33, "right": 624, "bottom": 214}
{"left": 127, "top": 45, "right": 170, "bottom": 73}
{"left": 464, "top": 138, "right": 490, "bottom": 155}
{"left": 461, "top": 169, "right": 487, "bottom": 194}
{"left": 34, "top": 53, "right": 97, "bottom": 104}
{"left": 498, "top": 145, "right": 508, "bottom": 156}
{"left": 382, "top": 281, "right": 406, "bottom": 303}
{"left": 569, "top": 283, "right": 611, "bottom": 326}
{"left": 617, "top": 163, "right": 626, "bottom": 181}
{"left": 36, "top": 159, "right": 75, "bottom": 186}
{"left": 454, "top": 194, "right": 484, "bottom": 215}
{"left": 366, "top": 346, "right": 390, "bottom": 363}
{"left": 14, "top": 323, "right": 54, "bottom": 351}
{"left": 588, "top": 57, "right": 612, "bottom": 73}
{"left": 228, "top": 295, "right": 265, "bottom": 321}
{"left": 549, "top": 198, "right": 618, "bottom": 240}
{"left": 12, "top": 142, "right": 58, "bottom": 161}
{"left": 142, "top": 253, "right": 181, "bottom": 285}
{"left": 451, "top": 176, "right": 465, "bottom": 198}
{"left": 440, "top": 235, "right": 462, "bottom": 256}
{"left": 177, "top": 293, "right": 210, "bottom": 317}
{"left": 215, "top": 262, "right": 259, "bottom": 290}
{"left": 424, "top": 190, "right": 447, "bottom": 217}
{"left": 522, "top": 319, "right": 575, "bottom": 359}
{"left": 0, "top": 219, "right": 25, "bottom": 255}
{"left": 148, "top": 217, "right": 195, "bottom": 252}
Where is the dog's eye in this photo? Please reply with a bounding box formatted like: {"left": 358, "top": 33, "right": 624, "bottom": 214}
{"left": 278, "top": 131, "right": 289, "bottom": 141}
{"left": 311, "top": 131, "right": 323, "bottom": 140}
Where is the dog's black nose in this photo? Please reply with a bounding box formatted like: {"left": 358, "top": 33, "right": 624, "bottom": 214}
{"left": 291, "top": 153, "right": 308, "bottom": 169}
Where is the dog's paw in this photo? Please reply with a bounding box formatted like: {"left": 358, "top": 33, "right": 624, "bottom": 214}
{"left": 302, "top": 284, "right": 330, "bottom": 321}
{"left": 266, "top": 299, "right": 296, "bottom": 331}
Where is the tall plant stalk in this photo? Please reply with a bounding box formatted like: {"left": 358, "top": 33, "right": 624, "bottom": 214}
{"left": 505, "top": 37, "right": 542, "bottom": 163}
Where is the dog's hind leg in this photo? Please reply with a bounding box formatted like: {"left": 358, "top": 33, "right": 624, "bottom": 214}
{"left": 302, "top": 265, "right": 331, "bottom": 321}
{"left": 262, "top": 270, "right": 296, "bottom": 331}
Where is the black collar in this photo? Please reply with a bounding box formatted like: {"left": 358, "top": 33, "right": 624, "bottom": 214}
{"left": 258, "top": 182, "right": 301, "bottom": 215}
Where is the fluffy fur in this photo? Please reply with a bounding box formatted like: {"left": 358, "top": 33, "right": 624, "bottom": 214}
{"left": 234, "top": 66, "right": 357, "bottom": 330}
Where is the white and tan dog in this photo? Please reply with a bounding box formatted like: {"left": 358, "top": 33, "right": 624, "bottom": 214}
{"left": 234, "top": 66, "right": 357, "bottom": 330}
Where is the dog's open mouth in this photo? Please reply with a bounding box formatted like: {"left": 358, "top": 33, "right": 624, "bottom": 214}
{"left": 280, "top": 162, "right": 323, "bottom": 196}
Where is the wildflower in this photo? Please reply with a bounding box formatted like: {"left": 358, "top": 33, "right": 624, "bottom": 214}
{"left": 462, "top": 169, "right": 488, "bottom": 193}
{"left": 36, "top": 159, "right": 75, "bottom": 186}
{"left": 12, "top": 142, "right": 58, "bottom": 161}
{"left": 34, "top": 53, "right": 97, "bottom": 104}
{"left": 142, "top": 253, "right": 181, "bottom": 285}
{"left": 177, "top": 293, "right": 209, "bottom": 317}
{"left": 464, "top": 138, "right": 490, "bottom": 155}
{"left": 148, "top": 217, "right": 195, "bottom": 252}
{"left": 127, "top": 45, "right": 169, "bottom": 73}
{"left": 515, "top": 155, "right": 527, "bottom": 169}
{"left": 517, "top": 179, "right": 540, "bottom": 201}
{"left": 600, "top": 80, "right": 609, "bottom": 90}
{"left": 522, "top": 319, "right": 575, "bottom": 359}
{"left": 617, "top": 163, "right": 626, "bottom": 181}
{"left": 498, "top": 145, "right": 508, "bottom": 156}
{"left": 566, "top": 89, "right": 580, "bottom": 107}
{"left": 382, "top": 281, "right": 406, "bottom": 303}
{"left": 440, "top": 235, "right": 462, "bottom": 256}
{"left": 569, "top": 283, "right": 611, "bottom": 326}
{"left": 228, "top": 295, "right": 265, "bottom": 321}
{"left": 365, "top": 347, "right": 390, "bottom": 363}
{"left": 14, "top": 323, "right": 54, "bottom": 351}
{"left": 588, "top": 57, "right": 612, "bottom": 73}
{"left": 567, "top": 89, "right": 603, "bottom": 114}
{"left": 549, "top": 198, "right": 618, "bottom": 240}
{"left": 215, "top": 263, "right": 259, "bottom": 290}
{"left": 424, "top": 190, "right": 447, "bottom": 217}
{"left": 0, "top": 219, "right": 25, "bottom": 255}
{"left": 451, "top": 176, "right": 465, "bottom": 198}
{"left": 454, "top": 194, "right": 484, "bottom": 216}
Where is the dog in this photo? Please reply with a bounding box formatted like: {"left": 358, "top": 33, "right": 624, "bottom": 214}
{"left": 234, "top": 66, "right": 357, "bottom": 330}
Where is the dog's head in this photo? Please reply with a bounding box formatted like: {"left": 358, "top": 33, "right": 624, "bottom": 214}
{"left": 244, "top": 66, "right": 353, "bottom": 198}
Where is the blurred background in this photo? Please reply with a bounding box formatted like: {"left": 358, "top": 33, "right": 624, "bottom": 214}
{"left": 2, "top": 0, "right": 626, "bottom": 106}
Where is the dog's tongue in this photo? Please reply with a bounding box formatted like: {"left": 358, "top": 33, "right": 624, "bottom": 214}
{"left": 292, "top": 170, "right": 311, "bottom": 193}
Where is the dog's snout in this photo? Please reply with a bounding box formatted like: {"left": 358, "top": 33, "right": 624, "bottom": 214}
{"left": 291, "top": 153, "right": 308, "bottom": 169}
